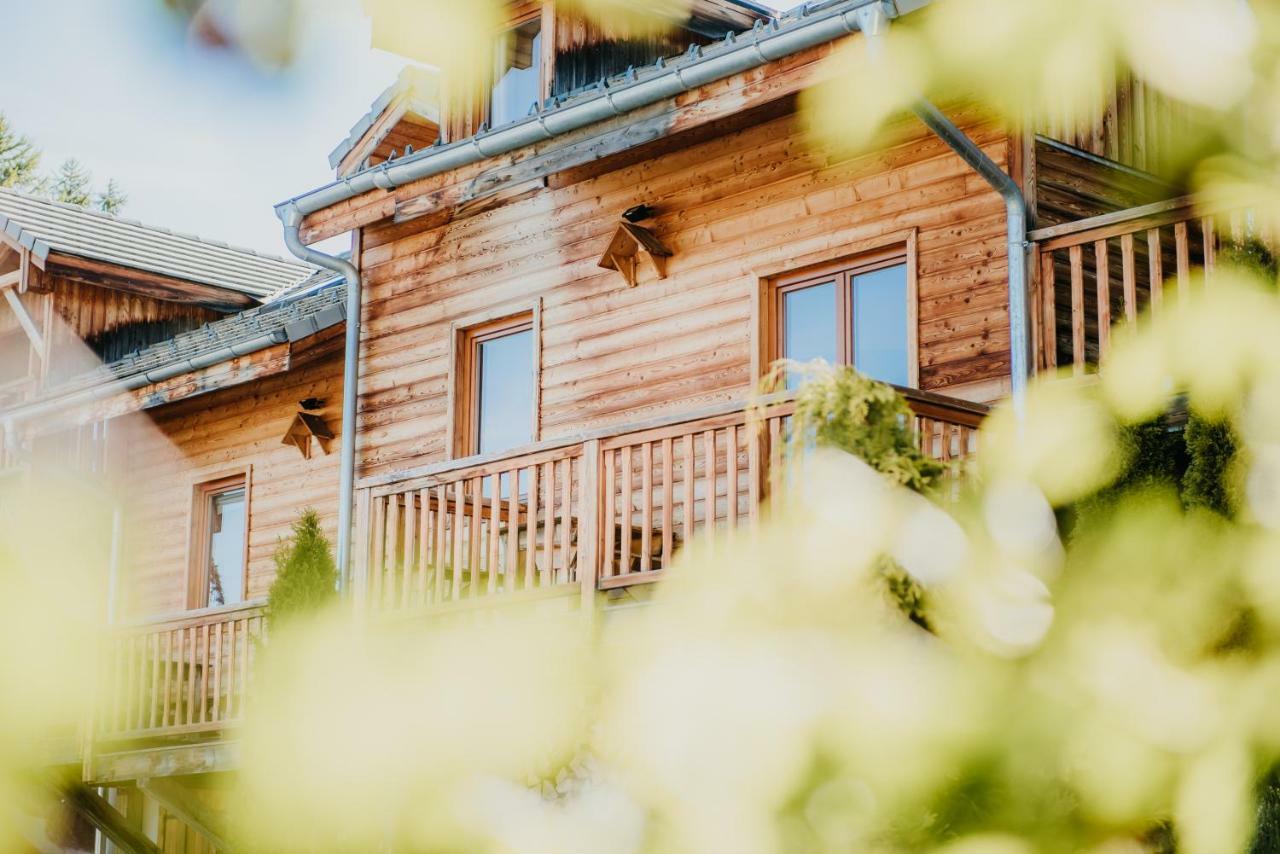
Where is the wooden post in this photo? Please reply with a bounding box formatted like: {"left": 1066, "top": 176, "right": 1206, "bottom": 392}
{"left": 351, "top": 487, "right": 372, "bottom": 614}
{"left": 578, "top": 440, "right": 601, "bottom": 620}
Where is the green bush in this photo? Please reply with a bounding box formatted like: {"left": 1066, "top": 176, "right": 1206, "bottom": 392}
{"left": 1183, "top": 414, "right": 1240, "bottom": 517}
{"left": 266, "top": 509, "right": 338, "bottom": 631}
{"left": 769, "top": 363, "right": 942, "bottom": 626}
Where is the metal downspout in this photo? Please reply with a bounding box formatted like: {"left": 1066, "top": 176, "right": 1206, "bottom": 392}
{"left": 278, "top": 205, "right": 361, "bottom": 590}
{"left": 857, "top": 4, "right": 1031, "bottom": 405}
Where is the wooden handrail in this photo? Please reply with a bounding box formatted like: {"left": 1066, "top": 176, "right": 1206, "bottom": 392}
{"left": 359, "top": 387, "right": 989, "bottom": 491}
{"left": 1029, "top": 195, "right": 1200, "bottom": 250}
{"left": 113, "top": 599, "right": 266, "bottom": 632}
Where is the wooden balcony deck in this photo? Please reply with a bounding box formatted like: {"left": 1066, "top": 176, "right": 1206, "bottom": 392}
{"left": 1030, "top": 194, "right": 1268, "bottom": 374}
{"left": 353, "top": 387, "right": 987, "bottom": 613}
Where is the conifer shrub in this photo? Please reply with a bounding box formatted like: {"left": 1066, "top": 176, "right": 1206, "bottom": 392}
{"left": 265, "top": 509, "right": 338, "bottom": 631}
{"left": 764, "top": 362, "right": 942, "bottom": 627}
{"left": 1183, "top": 414, "right": 1240, "bottom": 517}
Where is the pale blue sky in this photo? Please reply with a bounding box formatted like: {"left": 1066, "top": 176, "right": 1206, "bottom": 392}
{"left": 0, "top": 1, "right": 790, "bottom": 259}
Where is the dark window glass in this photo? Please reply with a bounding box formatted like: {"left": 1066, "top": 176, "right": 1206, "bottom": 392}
{"left": 207, "top": 487, "right": 246, "bottom": 607}
{"left": 852, "top": 264, "right": 909, "bottom": 386}
{"left": 476, "top": 327, "right": 533, "bottom": 454}
{"left": 491, "top": 19, "right": 541, "bottom": 127}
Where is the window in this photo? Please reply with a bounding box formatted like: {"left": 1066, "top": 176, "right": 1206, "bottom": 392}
{"left": 490, "top": 17, "right": 542, "bottom": 127}
{"left": 189, "top": 474, "right": 248, "bottom": 609}
{"left": 772, "top": 250, "right": 915, "bottom": 388}
{"left": 457, "top": 314, "right": 536, "bottom": 457}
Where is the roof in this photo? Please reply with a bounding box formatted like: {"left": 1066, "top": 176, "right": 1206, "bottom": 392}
{"left": 46, "top": 278, "right": 347, "bottom": 399}
{"left": 328, "top": 66, "right": 441, "bottom": 171}
{"left": 280, "top": 0, "right": 927, "bottom": 222}
{"left": 0, "top": 188, "right": 314, "bottom": 300}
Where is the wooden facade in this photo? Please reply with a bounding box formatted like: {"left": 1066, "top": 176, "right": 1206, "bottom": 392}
{"left": 9, "top": 3, "right": 1227, "bottom": 844}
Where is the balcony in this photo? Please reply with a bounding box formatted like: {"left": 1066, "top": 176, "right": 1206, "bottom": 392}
{"left": 351, "top": 387, "right": 987, "bottom": 613}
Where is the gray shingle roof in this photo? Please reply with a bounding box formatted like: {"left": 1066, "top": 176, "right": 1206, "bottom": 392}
{"left": 0, "top": 188, "right": 313, "bottom": 300}
{"left": 48, "top": 279, "right": 347, "bottom": 397}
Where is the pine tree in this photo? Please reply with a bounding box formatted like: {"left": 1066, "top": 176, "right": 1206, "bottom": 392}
{"left": 0, "top": 112, "right": 40, "bottom": 190}
{"left": 266, "top": 509, "right": 338, "bottom": 631}
{"left": 51, "top": 159, "right": 92, "bottom": 207}
{"left": 95, "top": 179, "right": 127, "bottom": 215}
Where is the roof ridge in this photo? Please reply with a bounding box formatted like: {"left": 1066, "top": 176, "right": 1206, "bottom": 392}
{"left": 0, "top": 186, "right": 311, "bottom": 271}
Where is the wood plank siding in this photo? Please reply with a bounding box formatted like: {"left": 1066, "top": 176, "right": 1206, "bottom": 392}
{"left": 118, "top": 330, "right": 344, "bottom": 616}
{"left": 353, "top": 108, "right": 1012, "bottom": 480}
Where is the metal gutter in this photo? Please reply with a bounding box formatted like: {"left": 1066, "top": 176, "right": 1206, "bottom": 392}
{"left": 855, "top": 3, "right": 1030, "bottom": 405}
{"left": 273, "top": 0, "right": 917, "bottom": 222}
{"left": 279, "top": 210, "right": 362, "bottom": 590}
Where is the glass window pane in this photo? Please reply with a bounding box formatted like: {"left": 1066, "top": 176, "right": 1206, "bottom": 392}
{"left": 852, "top": 264, "right": 909, "bottom": 386}
{"left": 207, "top": 487, "right": 246, "bottom": 607}
{"left": 491, "top": 21, "right": 541, "bottom": 127}
{"left": 477, "top": 328, "right": 533, "bottom": 455}
{"left": 782, "top": 281, "right": 837, "bottom": 387}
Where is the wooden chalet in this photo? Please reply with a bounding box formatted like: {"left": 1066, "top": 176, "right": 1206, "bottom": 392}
{"left": 3, "top": 0, "right": 1228, "bottom": 849}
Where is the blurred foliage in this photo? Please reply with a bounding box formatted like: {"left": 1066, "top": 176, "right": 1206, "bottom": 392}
{"left": 265, "top": 508, "right": 339, "bottom": 631}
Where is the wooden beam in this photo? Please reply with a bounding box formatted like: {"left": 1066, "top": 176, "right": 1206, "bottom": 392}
{"left": 46, "top": 255, "right": 257, "bottom": 311}
{"left": 138, "top": 777, "right": 231, "bottom": 852}
{"left": 3, "top": 287, "right": 45, "bottom": 353}
{"left": 0, "top": 270, "right": 20, "bottom": 289}
{"left": 86, "top": 741, "right": 240, "bottom": 786}
{"left": 58, "top": 783, "right": 160, "bottom": 854}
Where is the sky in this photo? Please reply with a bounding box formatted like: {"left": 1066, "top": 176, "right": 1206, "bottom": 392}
{"left": 0, "top": 0, "right": 793, "bottom": 261}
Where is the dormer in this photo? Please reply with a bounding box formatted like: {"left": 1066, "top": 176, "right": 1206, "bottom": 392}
{"left": 348, "top": 0, "right": 774, "bottom": 172}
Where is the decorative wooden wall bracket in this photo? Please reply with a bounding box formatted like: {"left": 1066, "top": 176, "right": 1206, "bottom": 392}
{"left": 281, "top": 410, "right": 334, "bottom": 459}
{"left": 598, "top": 221, "right": 672, "bottom": 287}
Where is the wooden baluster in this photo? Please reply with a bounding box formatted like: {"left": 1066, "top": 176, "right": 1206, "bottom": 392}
{"left": 172, "top": 627, "right": 184, "bottom": 727}
{"left": 1202, "top": 216, "right": 1216, "bottom": 281}
{"left": 1121, "top": 233, "right": 1137, "bottom": 323}
{"left": 1174, "top": 221, "right": 1191, "bottom": 299}
{"left": 640, "top": 442, "right": 653, "bottom": 574}
{"left": 452, "top": 480, "right": 466, "bottom": 601}
{"left": 559, "top": 458, "right": 572, "bottom": 584}
{"left": 768, "top": 416, "right": 782, "bottom": 509}
{"left": 1041, "top": 250, "right": 1057, "bottom": 370}
{"left": 525, "top": 464, "right": 540, "bottom": 588}
{"left": 1094, "top": 239, "right": 1111, "bottom": 362}
{"left": 471, "top": 476, "right": 484, "bottom": 596}
{"left": 489, "top": 476, "right": 502, "bottom": 593}
{"left": 506, "top": 472, "right": 520, "bottom": 592}
{"left": 1147, "top": 227, "right": 1163, "bottom": 315}
{"left": 418, "top": 487, "right": 432, "bottom": 606}
{"left": 603, "top": 450, "right": 616, "bottom": 580}
{"left": 541, "top": 462, "right": 554, "bottom": 587}
{"left": 681, "top": 434, "right": 695, "bottom": 542}
{"left": 1069, "top": 244, "right": 1085, "bottom": 376}
{"left": 239, "top": 618, "right": 251, "bottom": 718}
{"left": 149, "top": 632, "right": 161, "bottom": 730}
{"left": 198, "top": 623, "right": 210, "bottom": 725}
{"left": 211, "top": 622, "right": 222, "bottom": 723}
{"left": 434, "top": 484, "right": 448, "bottom": 603}
{"left": 661, "top": 437, "right": 674, "bottom": 567}
{"left": 385, "top": 498, "right": 401, "bottom": 609}
{"left": 123, "top": 636, "right": 137, "bottom": 731}
{"left": 579, "top": 441, "right": 602, "bottom": 609}
{"left": 726, "top": 425, "right": 739, "bottom": 534}
{"left": 369, "top": 496, "right": 385, "bottom": 609}
{"left": 402, "top": 491, "right": 417, "bottom": 607}
{"left": 747, "top": 420, "right": 761, "bottom": 528}
{"left": 186, "top": 626, "right": 197, "bottom": 726}
{"left": 703, "top": 430, "right": 717, "bottom": 542}
{"left": 618, "top": 447, "right": 632, "bottom": 576}
{"left": 225, "top": 620, "right": 238, "bottom": 722}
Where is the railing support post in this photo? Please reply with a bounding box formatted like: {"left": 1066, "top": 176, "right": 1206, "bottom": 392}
{"left": 578, "top": 439, "right": 601, "bottom": 621}
{"left": 351, "top": 487, "right": 372, "bottom": 615}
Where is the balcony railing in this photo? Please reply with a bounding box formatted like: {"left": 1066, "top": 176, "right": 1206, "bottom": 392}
{"left": 94, "top": 601, "right": 266, "bottom": 744}
{"left": 1030, "top": 195, "right": 1265, "bottom": 375}
{"left": 353, "top": 388, "right": 988, "bottom": 611}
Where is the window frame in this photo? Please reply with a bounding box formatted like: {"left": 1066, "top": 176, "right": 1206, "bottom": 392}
{"left": 762, "top": 240, "right": 919, "bottom": 388}
{"left": 448, "top": 304, "right": 541, "bottom": 459}
{"left": 186, "top": 468, "right": 252, "bottom": 611}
